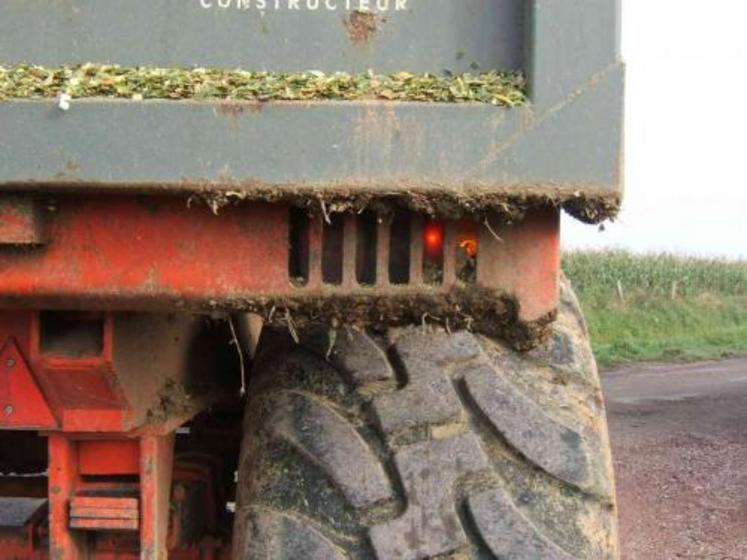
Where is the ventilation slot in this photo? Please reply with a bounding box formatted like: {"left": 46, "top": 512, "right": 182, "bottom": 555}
{"left": 289, "top": 208, "right": 310, "bottom": 286}
{"left": 389, "top": 212, "right": 412, "bottom": 285}
{"left": 356, "top": 211, "right": 378, "bottom": 286}
{"left": 456, "top": 219, "right": 478, "bottom": 285}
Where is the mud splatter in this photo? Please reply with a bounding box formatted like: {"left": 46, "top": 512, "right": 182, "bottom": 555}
{"left": 344, "top": 11, "right": 380, "bottom": 44}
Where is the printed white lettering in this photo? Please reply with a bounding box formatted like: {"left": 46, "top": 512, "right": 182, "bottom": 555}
{"left": 196, "top": 0, "right": 409, "bottom": 12}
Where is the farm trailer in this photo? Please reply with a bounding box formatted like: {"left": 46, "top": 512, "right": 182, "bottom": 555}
{"left": 0, "top": 1, "right": 623, "bottom": 558}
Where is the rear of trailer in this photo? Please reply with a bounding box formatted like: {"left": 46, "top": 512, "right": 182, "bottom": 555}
{"left": 0, "top": 1, "right": 623, "bottom": 558}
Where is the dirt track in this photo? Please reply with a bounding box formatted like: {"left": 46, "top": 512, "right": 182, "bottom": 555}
{"left": 603, "top": 358, "right": 747, "bottom": 559}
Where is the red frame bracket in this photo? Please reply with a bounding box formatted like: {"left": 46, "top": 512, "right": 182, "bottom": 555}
{"left": 0, "top": 339, "right": 56, "bottom": 429}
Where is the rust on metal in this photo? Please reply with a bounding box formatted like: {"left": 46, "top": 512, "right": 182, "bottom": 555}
{"left": 215, "top": 101, "right": 264, "bottom": 120}
{"left": 0, "top": 195, "right": 45, "bottom": 246}
{"left": 343, "top": 10, "right": 381, "bottom": 44}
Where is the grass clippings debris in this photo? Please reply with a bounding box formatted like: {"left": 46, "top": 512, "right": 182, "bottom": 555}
{"left": 0, "top": 64, "right": 527, "bottom": 106}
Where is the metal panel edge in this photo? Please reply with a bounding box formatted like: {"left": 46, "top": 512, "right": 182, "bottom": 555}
{"left": 0, "top": 82, "right": 623, "bottom": 197}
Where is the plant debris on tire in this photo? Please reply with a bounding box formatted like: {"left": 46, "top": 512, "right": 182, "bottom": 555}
{"left": 233, "top": 278, "right": 618, "bottom": 559}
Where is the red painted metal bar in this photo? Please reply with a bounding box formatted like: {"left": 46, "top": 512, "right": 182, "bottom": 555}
{"left": 48, "top": 434, "right": 85, "bottom": 559}
{"left": 140, "top": 434, "right": 175, "bottom": 560}
{"left": 0, "top": 196, "right": 290, "bottom": 309}
{"left": 0, "top": 195, "right": 560, "bottom": 323}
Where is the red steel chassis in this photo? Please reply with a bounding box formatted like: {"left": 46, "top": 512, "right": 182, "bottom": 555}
{"left": 0, "top": 193, "right": 560, "bottom": 558}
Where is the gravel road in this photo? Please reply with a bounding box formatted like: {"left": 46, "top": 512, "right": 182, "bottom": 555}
{"left": 603, "top": 358, "right": 747, "bottom": 559}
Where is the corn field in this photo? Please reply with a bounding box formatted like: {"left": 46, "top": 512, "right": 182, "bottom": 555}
{"left": 563, "top": 250, "right": 747, "bottom": 303}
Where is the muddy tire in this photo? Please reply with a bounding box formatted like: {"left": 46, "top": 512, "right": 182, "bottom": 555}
{"left": 233, "top": 279, "right": 618, "bottom": 559}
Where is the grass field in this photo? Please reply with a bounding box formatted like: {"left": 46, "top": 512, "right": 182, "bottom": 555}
{"left": 563, "top": 251, "right": 747, "bottom": 368}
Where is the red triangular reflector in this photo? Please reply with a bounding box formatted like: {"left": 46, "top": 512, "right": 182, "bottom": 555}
{"left": 0, "top": 339, "right": 57, "bottom": 429}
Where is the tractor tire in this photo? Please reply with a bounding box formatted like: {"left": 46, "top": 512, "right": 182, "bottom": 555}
{"left": 234, "top": 278, "right": 618, "bottom": 559}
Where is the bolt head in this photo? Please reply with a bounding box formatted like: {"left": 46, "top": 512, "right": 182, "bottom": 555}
{"left": 3, "top": 405, "right": 13, "bottom": 416}
{"left": 5, "top": 358, "right": 15, "bottom": 368}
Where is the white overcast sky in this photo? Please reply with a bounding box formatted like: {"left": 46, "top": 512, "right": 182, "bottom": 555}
{"left": 562, "top": 0, "right": 747, "bottom": 259}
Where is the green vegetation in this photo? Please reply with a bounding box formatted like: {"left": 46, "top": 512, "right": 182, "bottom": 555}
{"left": 563, "top": 251, "right": 747, "bottom": 368}
{"left": 0, "top": 64, "right": 527, "bottom": 106}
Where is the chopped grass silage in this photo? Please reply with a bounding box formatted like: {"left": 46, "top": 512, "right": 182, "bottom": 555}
{"left": 0, "top": 64, "right": 527, "bottom": 106}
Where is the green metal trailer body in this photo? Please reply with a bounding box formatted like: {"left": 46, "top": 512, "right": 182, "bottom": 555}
{"left": 0, "top": 0, "right": 624, "bottom": 217}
